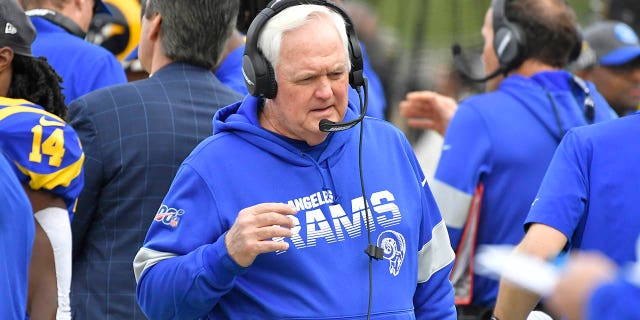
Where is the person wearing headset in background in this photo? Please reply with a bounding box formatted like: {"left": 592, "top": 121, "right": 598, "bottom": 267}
{"left": 0, "top": 1, "right": 84, "bottom": 319}
{"left": 67, "top": 0, "right": 243, "bottom": 318}
{"left": 134, "top": 1, "right": 456, "bottom": 319}
{"left": 401, "top": 0, "right": 617, "bottom": 319}
{"left": 493, "top": 97, "right": 640, "bottom": 318}
{"left": 20, "top": 0, "right": 127, "bottom": 104}
{"left": 571, "top": 20, "right": 640, "bottom": 117}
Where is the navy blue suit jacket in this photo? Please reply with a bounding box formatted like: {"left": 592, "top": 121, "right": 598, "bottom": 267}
{"left": 68, "top": 62, "right": 243, "bottom": 319}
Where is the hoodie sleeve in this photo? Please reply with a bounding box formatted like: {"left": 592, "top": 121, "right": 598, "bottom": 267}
{"left": 134, "top": 164, "right": 246, "bottom": 319}
{"left": 413, "top": 179, "right": 456, "bottom": 320}
{"left": 432, "top": 103, "right": 492, "bottom": 250}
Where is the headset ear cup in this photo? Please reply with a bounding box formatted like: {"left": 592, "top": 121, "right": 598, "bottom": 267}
{"left": 242, "top": 55, "right": 259, "bottom": 96}
{"left": 264, "top": 60, "right": 278, "bottom": 99}
{"left": 243, "top": 50, "right": 278, "bottom": 99}
{"left": 493, "top": 22, "right": 525, "bottom": 71}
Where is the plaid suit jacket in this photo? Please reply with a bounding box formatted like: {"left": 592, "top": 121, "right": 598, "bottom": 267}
{"left": 68, "top": 62, "right": 244, "bottom": 319}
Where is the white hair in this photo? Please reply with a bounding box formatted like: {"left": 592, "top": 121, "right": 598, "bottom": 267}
{"left": 258, "top": 4, "right": 351, "bottom": 74}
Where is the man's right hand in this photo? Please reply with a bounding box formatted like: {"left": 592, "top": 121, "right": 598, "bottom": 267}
{"left": 225, "top": 203, "right": 298, "bottom": 267}
{"left": 399, "top": 91, "right": 458, "bottom": 136}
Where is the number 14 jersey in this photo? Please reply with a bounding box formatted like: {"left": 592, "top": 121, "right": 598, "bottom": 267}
{"left": 0, "top": 97, "right": 84, "bottom": 215}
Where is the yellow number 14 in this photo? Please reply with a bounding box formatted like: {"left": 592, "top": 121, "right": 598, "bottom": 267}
{"left": 29, "top": 124, "right": 65, "bottom": 167}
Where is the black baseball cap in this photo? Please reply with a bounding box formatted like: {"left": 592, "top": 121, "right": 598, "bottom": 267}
{"left": 0, "top": 0, "right": 36, "bottom": 57}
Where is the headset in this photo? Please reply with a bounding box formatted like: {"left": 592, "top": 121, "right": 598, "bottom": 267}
{"left": 455, "top": 0, "right": 583, "bottom": 82}
{"left": 242, "top": 0, "right": 364, "bottom": 100}
{"left": 26, "top": 9, "right": 87, "bottom": 39}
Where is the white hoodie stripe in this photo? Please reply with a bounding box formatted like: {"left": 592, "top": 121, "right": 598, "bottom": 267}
{"left": 431, "top": 179, "right": 473, "bottom": 229}
{"left": 418, "top": 220, "right": 455, "bottom": 283}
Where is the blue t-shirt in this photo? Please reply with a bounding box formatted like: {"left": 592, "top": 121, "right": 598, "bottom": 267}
{"left": 526, "top": 113, "right": 640, "bottom": 266}
{"left": 0, "top": 152, "right": 33, "bottom": 320}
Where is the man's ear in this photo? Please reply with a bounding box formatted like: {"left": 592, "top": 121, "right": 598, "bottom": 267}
{"left": 0, "top": 47, "right": 14, "bottom": 73}
{"left": 148, "top": 12, "right": 162, "bottom": 42}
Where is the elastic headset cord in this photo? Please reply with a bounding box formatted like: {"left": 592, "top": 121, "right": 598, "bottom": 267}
{"left": 354, "top": 85, "right": 375, "bottom": 320}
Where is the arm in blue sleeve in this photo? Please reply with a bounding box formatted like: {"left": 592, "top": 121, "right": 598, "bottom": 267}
{"left": 136, "top": 235, "right": 246, "bottom": 319}
{"left": 433, "top": 104, "right": 491, "bottom": 250}
{"left": 134, "top": 163, "right": 246, "bottom": 318}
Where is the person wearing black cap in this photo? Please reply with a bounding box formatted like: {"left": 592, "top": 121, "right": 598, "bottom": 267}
{"left": 0, "top": 0, "right": 85, "bottom": 319}
{"left": 20, "top": 0, "right": 127, "bottom": 104}
{"left": 572, "top": 21, "right": 640, "bottom": 117}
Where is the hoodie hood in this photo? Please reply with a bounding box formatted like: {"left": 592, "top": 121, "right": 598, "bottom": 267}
{"left": 499, "top": 70, "right": 615, "bottom": 142}
{"left": 212, "top": 95, "right": 362, "bottom": 165}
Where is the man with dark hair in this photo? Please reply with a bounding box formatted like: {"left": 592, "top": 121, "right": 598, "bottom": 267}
{"left": 402, "top": 0, "right": 618, "bottom": 318}
{"left": 0, "top": 1, "right": 84, "bottom": 318}
{"left": 572, "top": 21, "right": 640, "bottom": 117}
{"left": 67, "top": 0, "right": 243, "bottom": 318}
{"left": 20, "top": 0, "right": 127, "bottom": 104}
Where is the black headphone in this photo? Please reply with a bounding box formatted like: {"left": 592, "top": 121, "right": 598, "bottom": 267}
{"left": 242, "top": 0, "right": 364, "bottom": 99}
{"left": 492, "top": 0, "right": 527, "bottom": 73}
{"left": 492, "top": 0, "right": 582, "bottom": 74}
{"left": 26, "top": 9, "right": 87, "bottom": 39}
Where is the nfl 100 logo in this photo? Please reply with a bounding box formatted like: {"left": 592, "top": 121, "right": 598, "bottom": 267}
{"left": 154, "top": 205, "right": 185, "bottom": 228}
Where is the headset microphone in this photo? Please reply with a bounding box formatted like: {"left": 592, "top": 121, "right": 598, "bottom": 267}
{"left": 319, "top": 78, "right": 369, "bottom": 132}
{"left": 452, "top": 43, "right": 503, "bottom": 83}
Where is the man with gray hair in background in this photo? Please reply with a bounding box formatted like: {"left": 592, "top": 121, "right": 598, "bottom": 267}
{"left": 67, "top": 0, "right": 243, "bottom": 318}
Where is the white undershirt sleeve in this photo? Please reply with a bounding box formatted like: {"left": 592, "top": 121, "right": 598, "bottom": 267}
{"left": 34, "top": 207, "right": 72, "bottom": 320}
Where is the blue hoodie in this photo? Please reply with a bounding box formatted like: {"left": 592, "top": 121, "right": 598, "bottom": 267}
{"left": 134, "top": 96, "right": 457, "bottom": 319}
{"left": 430, "top": 70, "right": 618, "bottom": 306}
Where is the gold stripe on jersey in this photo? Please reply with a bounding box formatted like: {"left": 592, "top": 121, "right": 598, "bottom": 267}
{"left": 13, "top": 152, "right": 84, "bottom": 190}
{"left": 0, "top": 98, "right": 66, "bottom": 122}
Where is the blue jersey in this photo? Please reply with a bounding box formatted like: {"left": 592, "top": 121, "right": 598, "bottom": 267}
{"left": 432, "top": 71, "right": 617, "bottom": 306}
{"left": 29, "top": 15, "right": 127, "bottom": 104}
{"left": 0, "top": 153, "right": 33, "bottom": 320}
{"left": 135, "top": 95, "right": 456, "bottom": 319}
{"left": 0, "top": 97, "right": 84, "bottom": 214}
{"left": 526, "top": 113, "right": 640, "bottom": 265}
